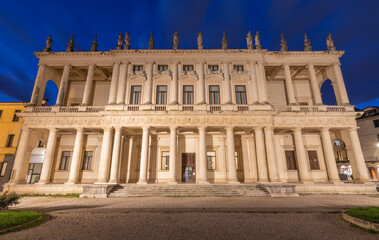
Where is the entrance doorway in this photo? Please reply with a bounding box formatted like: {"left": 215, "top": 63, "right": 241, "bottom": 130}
{"left": 182, "top": 153, "right": 196, "bottom": 183}
{"left": 26, "top": 163, "right": 42, "bottom": 184}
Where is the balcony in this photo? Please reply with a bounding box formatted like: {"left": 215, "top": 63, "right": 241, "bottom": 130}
{"left": 25, "top": 104, "right": 354, "bottom": 114}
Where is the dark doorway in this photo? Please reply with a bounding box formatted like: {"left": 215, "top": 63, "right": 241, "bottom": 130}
{"left": 182, "top": 153, "right": 196, "bottom": 183}
{"left": 0, "top": 154, "right": 15, "bottom": 192}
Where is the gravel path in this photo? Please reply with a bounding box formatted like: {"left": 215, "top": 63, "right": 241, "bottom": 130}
{"left": 2, "top": 194, "right": 379, "bottom": 239}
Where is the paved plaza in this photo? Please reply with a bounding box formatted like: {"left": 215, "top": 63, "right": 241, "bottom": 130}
{"left": 3, "top": 194, "right": 379, "bottom": 239}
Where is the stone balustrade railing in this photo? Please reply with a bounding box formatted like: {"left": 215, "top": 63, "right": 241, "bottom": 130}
{"left": 25, "top": 105, "right": 354, "bottom": 114}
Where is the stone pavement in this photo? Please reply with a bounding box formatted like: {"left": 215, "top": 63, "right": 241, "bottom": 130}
{"left": 3, "top": 194, "right": 379, "bottom": 240}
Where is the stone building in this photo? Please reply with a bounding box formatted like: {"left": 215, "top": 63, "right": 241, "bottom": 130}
{"left": 3, "top": 33, "right": 376, "bottom": 195}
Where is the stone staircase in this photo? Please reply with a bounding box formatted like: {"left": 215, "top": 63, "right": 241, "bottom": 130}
{"left": 108, "top": 184, "right": 270, "bottom": 197}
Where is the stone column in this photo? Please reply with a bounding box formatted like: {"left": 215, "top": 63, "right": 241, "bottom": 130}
{"left": 320, "top": 128, "right": 340, "bottom": 182}
{"left": 38, "top": 128, "right": 58, "bottom": 184}
{"left": 168, "top": 126, "right": 177, "bottom": 183}
{"left": 143, "top": 61, "right": 154, "bottom": 104}
{"left": 332, "top": 62, "right": 350, "bottom": 105}
{"left": 293, "top": 128, "right": 311, "bottom": 182}
{"left": 12, "top": 128, "right": 31, "bottom": 184}
{"left": 249, "top": 134, "right": 258, "bottom": 182}
{"left": 248, "top": 61, "right": 260, "bottom": 104}
{"left": 308, "top": 63, "right": 323, "bottom": 105}
{"left": 218, "top": 136, "right": 227, "bottom": 182}
{"left": 223, "top": 62, "right": 233, "bottom": 104}
{"left": 66, "top": 128, "right": 84, "bottom": 184}
{"left": 81, "top": 63, "right": 95, "bottom": 106}
{"left": 197, "top": 61, "right": 206, "bottom": 104}
{"left": 56, "top": 64, "right": 71, "bottom": 106}
{"left": 256, "top": 60, "right": 268, "bottom": 104}
{"left": 348, "top": 128, "right": 370, "bottom": 182}
{"left": 283, "top": 63, "right": 297, "bottom": 105}
{"left": 30, "top": 63, "right": 46, "bottom": 105}
{"left": 264, "top": 127, "right": 279, "bottom": 182}
{"left": 254, "top": 127, "right": 268, "bottom": 182}
{"left": 117, "top": 62, "right": 128, "bottom": 104}
{"left": 226, "top": 127, "right": 239, "bottom": 183}
{"left": 97, "top": 127, "right": 113, "bottom": 183}
{"left": 197, "top": 126, "right": 208, "bottom": 183}
{"left": 170, "top": 61, "right": 179, "bottom": 104}
{"left": 241, "top": 136, "right": 252, "bottom": 182}
{"left": 137, "top": 126, "right": 150, "bottom": 184}
{"left": 109, "top": 127, "right": 122, "bottom": 183}
{"left": 108, "top": 62, "right": 120, "bottom": 105}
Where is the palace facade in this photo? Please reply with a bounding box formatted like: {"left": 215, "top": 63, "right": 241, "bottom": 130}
{"left": 3, "top": 33, "right": 376, "bottom": 196}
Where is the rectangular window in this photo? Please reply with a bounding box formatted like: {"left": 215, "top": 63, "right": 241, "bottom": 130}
{"left": 133, "top": 65, "right": 143, "bottom": 72}
{"left": 82, "top": 151, "right": 93, "bottom": 170}
{"left": 209, "top": 85, "right": 220, "bottom": 104}
{"left": 235, "top": 85, "right": 247, "bottom": 104}
{"left": 158, "top": 65, "right": 168, "bottom": 71}
{"left": 0, "top": 162, "right": 7, "bottom": 176}
{"left": 235, "top": 151, "right": 239, "bottom": 170}
{"left": 285, "top": 151, "right": 297, "bottom": 170}
{"left": 207, "top": 151, "right": 216, "bottom": 170}
{"left": 183, "top": 85, "right": 194, "bottom": 105}
{"left": 130, "top": 85, "right": 142, "bottom": 104}
{"left": 5, "top": 134, "right": 14, "bottom": 148}
{"left": 59, "top": 151, "right": 71, "bottom": 170}
{"left": 208, "top": 65, "right": 218, "bottom": 71}
{"left": 0, "top": 110, "right": 2, "bottom": 119}
{"left": 377, "top": 134, "right": 379, "bottom": 142}
{"left": 161, "top": 151, "right": 169, "bottom": 170}
{"left": 183, "top": 65, "right": 193, "bottom": 71}
{"left": 234, "top": 65, "right": 244, "bottom": 71}
{"left": 156, "top": 85, "right": 167, "bottom": 104}
{"left": 373, "top": 119, "right": 379, "bottom": 128}
{"left": 308, "top": 151, "right": 320, "bottom": 170}
{"left": 13, "top": 110, "right": 21, "bottom": 122}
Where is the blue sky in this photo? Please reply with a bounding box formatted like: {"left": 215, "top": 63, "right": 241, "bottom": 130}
{"left": 0, "top": 0, "right": 378, "bottom": 109}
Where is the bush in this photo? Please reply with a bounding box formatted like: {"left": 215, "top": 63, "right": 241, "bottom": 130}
{"left": 0, "top": 193, "right": 21, "bottom": 210}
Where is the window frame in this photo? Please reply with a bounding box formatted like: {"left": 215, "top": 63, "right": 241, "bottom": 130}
{"left": 209, "top": 85, "right": 220, "bottom": 105}
{"left": 208, "top": 65, "right": 219, "bottom": 71}
{"left": 373, "top": 119, "right": 379, "bottom": 128}
{"left": 183, "top": 85, "right": 194, "bottom": 105}
{"left": 307, "top": 150, "right": 320, "bottom": 170}
{"left": 235, "top": 85, "right": 247, "bottom": 104}
{"left": 206, "top": 151, "right": 216, "bottom": 170}
{"left": 161, "top": 151, "right": 170, "bottom": 170}
{"left": 0, "top": 162, "right": 7, "bottom": 176}
{"left": 133, "top": 65, "right": 143, "bottom": 72}
{"left": 158, "top": 65, "right": 168, "bottom": 72}
{"left": 82, "top": 151, "right": 93, "bottom": 170}
{"left": 5, "top": 134, "right": 14, "bottom": 148}
{"left": 130, "top": 85, "right": 142, "bottom": 105}
{"left": 233, "top": 65, "right": 244, "bottom": 72}
{"left": 156, "top": 85, "right": 167, "bottom": 105}
{"left": 285, "top": 150, "right": 297, "bottom": 170}
{"left": 0, "top": 110, "right": 2, "bottom": 119}
{"left": 13, "top": 110, "right": 21, "bottom": 122}
{"left": 183, "top": 65, "right": 194, "bottom": 72}
{"left": 59, "top": 151, "right": 71, "bottom": 171}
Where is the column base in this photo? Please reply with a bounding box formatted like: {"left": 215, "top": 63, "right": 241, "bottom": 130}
{"left": 137, "top": 181, "right": 148, "bottom": 185}
{"left": 197, "top": 181, "right": 209, "bottom": 185}
{"left": 197, "top": 101, "right": 206, "bottom": 105}
{"left": 108, "top": 180, "right": 118, "bottom": 184}
{"left": 35, "top": 181, "right": 49, "bottom": 185}
{"left": 258, "top": 179, "right": 269, "bottom": 183}
{"left": 64, "top": 181, "right": 77, "bottom": 185}
{"left": 167, "top": 181, "right": 178, "bottom": 185}
{"left": 94, "top": 182, "right": 109, "bottom": 185}
{"left": 227, "top": 181, "right": 240, "bottom": 185}
{"left": 170, "top": 101, "right": 179, "bottom": 105}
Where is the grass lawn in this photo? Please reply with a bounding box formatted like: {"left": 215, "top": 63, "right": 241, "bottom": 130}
{"left": 0, "top": 211, "right": 47, "bottom": 234}
{"left": 344, "top": 207, "right": 379, "bottom": 224}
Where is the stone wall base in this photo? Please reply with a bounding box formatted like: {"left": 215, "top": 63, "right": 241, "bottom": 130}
{"left": 2, "top": 183, "right": 83, "bottom": 195}
{"left": 295, "top": 183, "right": 378, "bottom": 194}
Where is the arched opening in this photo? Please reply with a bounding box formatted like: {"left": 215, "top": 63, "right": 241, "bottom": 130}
{"left": 320, "top": 79, "right": 337, "bottom": 105}
{"left": 42, "top": 80, "right": 58, "bottom": 106}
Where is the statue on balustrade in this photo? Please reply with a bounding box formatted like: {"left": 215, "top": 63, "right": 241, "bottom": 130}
{"left": 197, "top": 32, "right": 203, "bottom": 50}
{"left": 255, "top": 31, "right": 261, "bottom": 49}
{"left": 246, "top": 30, "right": 253, "bottom": 49}
{"left": 116, "top": 32, "right": 123, "bottom": 50}
{"left": 173, "top": 32, "right": 179, "bottom": 50}
{"left": 304, "top": 33, "right": 312, "bottom": 51}
{"left": 124, "top": 32, "right": 130, "bottom": 50}
{"left": 280, "top": 33, "right": 288, "bottom": 51}
{"left": 66, "top": 35, "right": 75, "bottom": 52}
{"left": 222, "top": 32, "right": 228, "bottom": 50}
{"left": 43, "top": 36, "right": 52, "bottom": 52}
{"left": 91, "top": 34, "right": 98, "bottom": 52}
{"left": 326, "top": 33, "right": 336, "bottom": 51}
{"left": 149, "top": 32, "right": 155, "bottom": 49}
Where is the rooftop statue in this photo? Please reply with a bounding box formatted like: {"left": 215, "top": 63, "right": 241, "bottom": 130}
{"left": 326, "top": 33, "right": 336, "bottom": 51}
{"left": 124, "top": 32, "right": 130, "bottom": 50}
{"left": 66, "top": 35, "right": 75, "bottom": 52}
{"left": 91, "top": 34, "right": 98, "bottom": 52}
{"left": 222, "top": 32, "right": 228, "bottom": 50}
{"left": 304, "top": 33, "right": 312, "bottom": 51}
{"left": 255, "top": 31, "right": 261, "bottom": 49}
{"left": 173, "top": 32, "right": 179, "bottom": 50}
{"left": 197, "top": 32, "right": 203, "bottom": 50}
{"left": 43, "top": 35, "right": 52, "bottom": 52}
{"left": 116, "top": 32, "right": 123, "bottom": 50}
{"left": 280, "top": 33, "right": 288, "bottom": 51}
{"left": 246, "top": 30, "right": 253, "bottom": 50}
{"left": 149, "top": 32, "right": 155, "bottom": 49}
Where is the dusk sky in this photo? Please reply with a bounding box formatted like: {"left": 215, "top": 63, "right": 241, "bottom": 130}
{"left": 0, "top": 0, "right": 378, "bottom": 108}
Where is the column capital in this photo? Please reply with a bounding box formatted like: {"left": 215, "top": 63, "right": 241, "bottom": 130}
{"left": 320, "top": 127, "right": 330, "bottom": 132}
{"left": 169, "top": 126, "right": 178, "bottom": 131}
{"left": 170, "top": 60, "right": 180, "bottom": 65}
{"left": 37, "top": 63, "right": 47, "bottom": 67}
{"left": 63, "top": 63, "right": 72, "bottom": 68}
{"left": 76, "top": 127, "right": 84, "bottom": 132}
{"left": 348, "top": 127, "right": 359, "bottom": 132}
{"left": 49, "top": 128, "right": 58, "bottom": 133}
{"left": 21, "top": 127, "right": 31, "bottom": 132}
{"left": 196, "top": 61, "right": 206, "bottom": 65}
{"left": 220, "top": 61, "right": 231, "bottom": 65}
{"left": 145, "top": 60, "right": 155, "bottom": 65}
{"left": 104, "top": 126, "right": 113, "bottom": 132}
{"left": 225, "top": 126, "right": 234, "bottom": 131}
{"left": 114, "top": 126, "right": 122, "bottom": 131}
{"left": 198, "top": 126, "right": 207, "bottom": 131}
{"left": 253, "top": 126, "right": 263, "bottom": 131}
{"left": 282, "top": 62, "right": 290, "bottom": 67}
{"left": 142, "top": 126, "right": 150, "bottom": 131}
{"left": 307, "top": 62, "right": 315, "bottom": 68}
{"left": 264, "top": 126, "right": 274, "bottom": 131}
{"left": 256, "top": 60, "right": 265, "bottom": 65}
{"left": 247, "top": 60, "right": 257, "bottom": 65}
{"left": 113, "top": 61, "right": 121, "bottom": 66}
{"left": 120, "top": 61, "right": 130, "bottom": 65}
{"left": 292, "top": 127, "right": 302, "bottom": 132}
{"left": 332, "top": 61, "right": 341, "bottom": 66}
{"left": 88, "top": 63, "right": 96, "bottom": 67}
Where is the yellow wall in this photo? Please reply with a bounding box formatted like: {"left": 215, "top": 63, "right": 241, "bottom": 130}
{"left": 0, "top": 102, "right": 26, "bottom": 162}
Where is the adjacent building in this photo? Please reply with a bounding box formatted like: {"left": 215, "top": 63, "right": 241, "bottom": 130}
{"left": 3, "top": 33, "right": 376, "bottom": 195}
